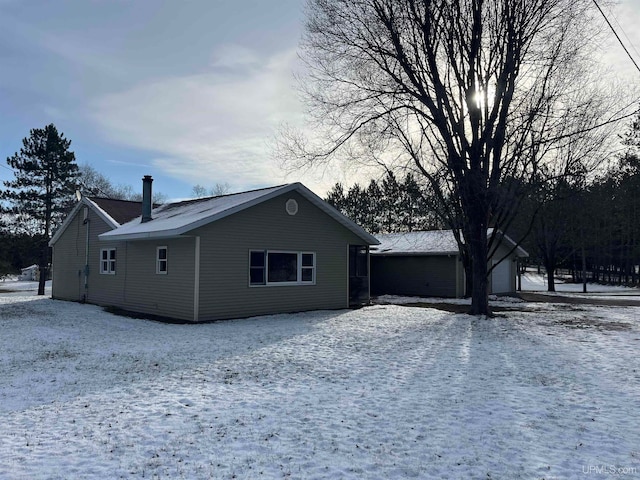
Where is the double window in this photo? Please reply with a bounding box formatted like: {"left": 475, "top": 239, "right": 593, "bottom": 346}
{"left": 250, "top": 250, "right": 316, "bottom": 286}
{"left": 156, "top": 246, "right": 168, "bottom": 274}
{"left": 100, "top": 248, "right": 116, "bottom": 274}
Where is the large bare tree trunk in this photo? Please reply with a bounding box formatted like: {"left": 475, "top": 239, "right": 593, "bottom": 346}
{"left": 286, "top": 0, "right": 623, "bottom": 315}
{"left": 546, "top": 267, "right": 556, "bottom": 292}
{"left": 468, "top": 220, "right": 490, "bottom": 315}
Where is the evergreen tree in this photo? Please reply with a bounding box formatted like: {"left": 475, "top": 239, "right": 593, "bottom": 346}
{"left": 345, "top": 184, "right": 368, "bottom": 229}
{"left": 1, "top": 124, "right": 80, "bottom": 295}
{"left": 325, "top": 172, "right": 445, "bottom": 236}
{"left": 365, "top": 180, "right": 383, "bottom": 233}
{"left": 325, "top": 183, "right": 346, "bottom": 212}
{"left": 380, "top": 172, "right": 400, "bottom": 233}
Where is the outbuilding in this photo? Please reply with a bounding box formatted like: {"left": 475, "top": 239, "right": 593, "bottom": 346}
{"left": 370, "top": 229, "right": 528, "bottom": 298}
{"left": 18, "top": 264, "right": 39, "bottom": 281}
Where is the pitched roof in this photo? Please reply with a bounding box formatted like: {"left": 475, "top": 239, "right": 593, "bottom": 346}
{"left": 99, "top": 182, "right": 380, "bottom": 245}
{"left": 372, "top": 230, "right": 460, "bottom": 255}
{"left": 90, "top": 198, "right": 142, "bottom": 225}
{"left": 372, "top": 229, "right": 528, "bottom": 257}
{"left": 49, "top": 196, "right": 139, "bottom": 246}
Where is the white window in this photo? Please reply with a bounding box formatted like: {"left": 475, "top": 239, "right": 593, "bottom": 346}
{"left": 100, "top": 248, "right": 116, "bottom": 275}
{"left": 156, "top": 246, "right": 168, "bottom": 274}
{"left": 301, "top": 253, "right": 315, "bottom": 282}
{"left": 249, "top": 250, "right": 266, "bottom": 285}
{"left": 249, "top": 250, "right": 316, "bottom": 286}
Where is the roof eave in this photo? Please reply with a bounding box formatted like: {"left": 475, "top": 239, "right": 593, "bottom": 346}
{"left": 370, "top": 251, "right": 458, "bottom": 256}
{"left": 100, "top": 183, "right": 381, "bottom": 245}
{"left": 99, "top": 229, "right": 184, "bottom": 241}
{"left": 292, "top": 183, "right": 380, "bottom": 245}
{"left": 49, "top": 197, "right": 120, "bottom": 246}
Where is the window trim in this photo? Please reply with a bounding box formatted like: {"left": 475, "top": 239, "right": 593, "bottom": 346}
{"left": 156, "top": 246, "right": 168, "bottom": 275}
{"left": 249, "top": 250, "right": 316, "bottom": 287}
{"left": 249, "top": 250, "right": 266, "bottom": 286}
{"left": 300, "top": 252, "right": 316, "bottom": 283}
{"left": 100, "top": 248, "right": 116, "bottom": 275}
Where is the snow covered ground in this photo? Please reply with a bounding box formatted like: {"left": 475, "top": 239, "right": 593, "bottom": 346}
{"left": 0, "top": 279, "right": 52, "bottom": 293}
{"left": 521, "top": 272, "right": 640, "bottom": 297}
{"left": 1, "top": 292, "right": 639, "bottom": 479}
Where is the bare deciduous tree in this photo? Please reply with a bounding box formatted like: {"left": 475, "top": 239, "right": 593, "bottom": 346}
{"left": 79, "top": 165, "right": 168, "bottom": 204}
{"left": 280, "top": 0, "right": 626, "bottom": 314}
{"left": 191, "top": 182, "right": 231, "bottom": 198}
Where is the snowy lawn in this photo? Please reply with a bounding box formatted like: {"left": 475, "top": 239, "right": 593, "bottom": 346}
{"left": 1, "top": 293, "right": 639, "bottom": 479}
{"left": 521, "top": 273, "right": 640, "bottom": 297}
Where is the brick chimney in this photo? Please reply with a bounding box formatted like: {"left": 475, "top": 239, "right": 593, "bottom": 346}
{"left": 141, "top": 175, "right": 153, "bottom": 223}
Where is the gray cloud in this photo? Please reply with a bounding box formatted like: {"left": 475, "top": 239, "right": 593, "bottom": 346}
{"left": 90, "top": 46, "right": 305, "bottom": 190}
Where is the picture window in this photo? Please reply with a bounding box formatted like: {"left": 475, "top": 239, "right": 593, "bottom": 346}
{"left": 249, "top": 250, "right": 316, "bottom": 286}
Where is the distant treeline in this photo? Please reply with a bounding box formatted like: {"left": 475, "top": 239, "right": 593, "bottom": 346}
{"left": 325, "top": 172, "right": 444, "bottom": 234}
{"left": 326, "top": 156, "right": 640, "bottom": 288}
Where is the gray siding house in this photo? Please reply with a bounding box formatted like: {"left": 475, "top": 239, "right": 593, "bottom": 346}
{"left": 49, "top": 179, "right": 379, "bottom": 322}
{"left": 371, "top": 230, "right": 528, "bottom": 298}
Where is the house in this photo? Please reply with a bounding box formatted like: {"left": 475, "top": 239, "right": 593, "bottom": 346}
{"left": 370, "top": 229, "right": 528, "bottom": 298}
{"left": 18, "top": 264, "right": 39, "bottom": 281}
{"left": 49, "top": 177, "right": 379, "bottom": 322}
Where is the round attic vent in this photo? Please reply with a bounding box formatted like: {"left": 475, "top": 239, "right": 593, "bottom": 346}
{"left": 285, "top": 198, "right": 299, "bottom": 216}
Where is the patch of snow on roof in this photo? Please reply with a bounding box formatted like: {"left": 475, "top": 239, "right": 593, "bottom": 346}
{"left": 372, "top": 230, "right": 459, "bottom": 255}
{"left": 101, "top": 185, "right": 288, "bottom": 238}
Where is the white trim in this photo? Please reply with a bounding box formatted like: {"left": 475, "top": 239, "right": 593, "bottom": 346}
{"left": 50, "top": 197, "right": 121, "bottom": 246}
{"left": 99, "top": 183, "right": 380, "bottom": 246}
{"left": 285, "top": 198, "right": 299, "bottom": 215}
{"left": 193, "top": 236, "right": 200, "bottom": 322}
{"left": 300, "top": 251, "right": 316, "bottom": 283}
{"left": 156, "top": 246, "right": 168, "bottom": 274}
{"left": 249, "top": 250, "right": 316, "bottom": 286}
{"left": 100, "top": 248, "right": 116, "bottom": 275}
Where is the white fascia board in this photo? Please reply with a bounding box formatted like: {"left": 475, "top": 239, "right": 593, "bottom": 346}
{"left": 98, "top": 231, "right": 184, "bottom": 241}
{"left": 99, "top": 186, "right": 294, "bottom": 241}
{"left": 84, "top": 198, "right": 120, "bottom": 229}
{"left": 493, "top": 230, "right": 529, "bottom": 258}
{"left": 49, "top": 198, "right": 119, "bottom": 246}
{"left": 293, "top": 183, "right": 381, "bottom": 245}
{"left": 100, "top": 183, "right": 381, "bottom": 245}
{"left": 49, "top": 202, "right": 83, "bottom": 246}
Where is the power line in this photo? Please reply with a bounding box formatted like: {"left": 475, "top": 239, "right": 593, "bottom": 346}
{"left": 593, "top": 0, "right": 640, "bottom": 75}
{"left": 602, "top": 1, "right": 640, "bottom": 61}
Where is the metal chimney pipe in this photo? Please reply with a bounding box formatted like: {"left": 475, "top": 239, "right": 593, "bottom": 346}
{"left": 141, "top": 175, "right": 153, "bottom": 223}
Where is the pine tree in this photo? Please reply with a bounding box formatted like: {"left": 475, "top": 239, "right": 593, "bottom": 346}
{"left": 1, "top": 124, "right": 80, "bottom": 295}
{"left": 325, "top": 183, "right": 346, "bottom": 212}
{"left": 380, "top": 172, "right": 400, "bottom": 233}
{"left": 365, "top": 180, "right": 383, "bottom": 234}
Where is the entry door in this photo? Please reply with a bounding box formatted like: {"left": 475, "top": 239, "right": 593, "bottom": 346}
{"left": 349, "top": 245, "right": 369, "bottom": 306}
{"left": 491, "top": 259, "right": 511, "bottom": 294}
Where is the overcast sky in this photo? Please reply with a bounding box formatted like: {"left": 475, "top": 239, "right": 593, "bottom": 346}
{"left": 1, "top": 0, "right": 640, "bottom": 201}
